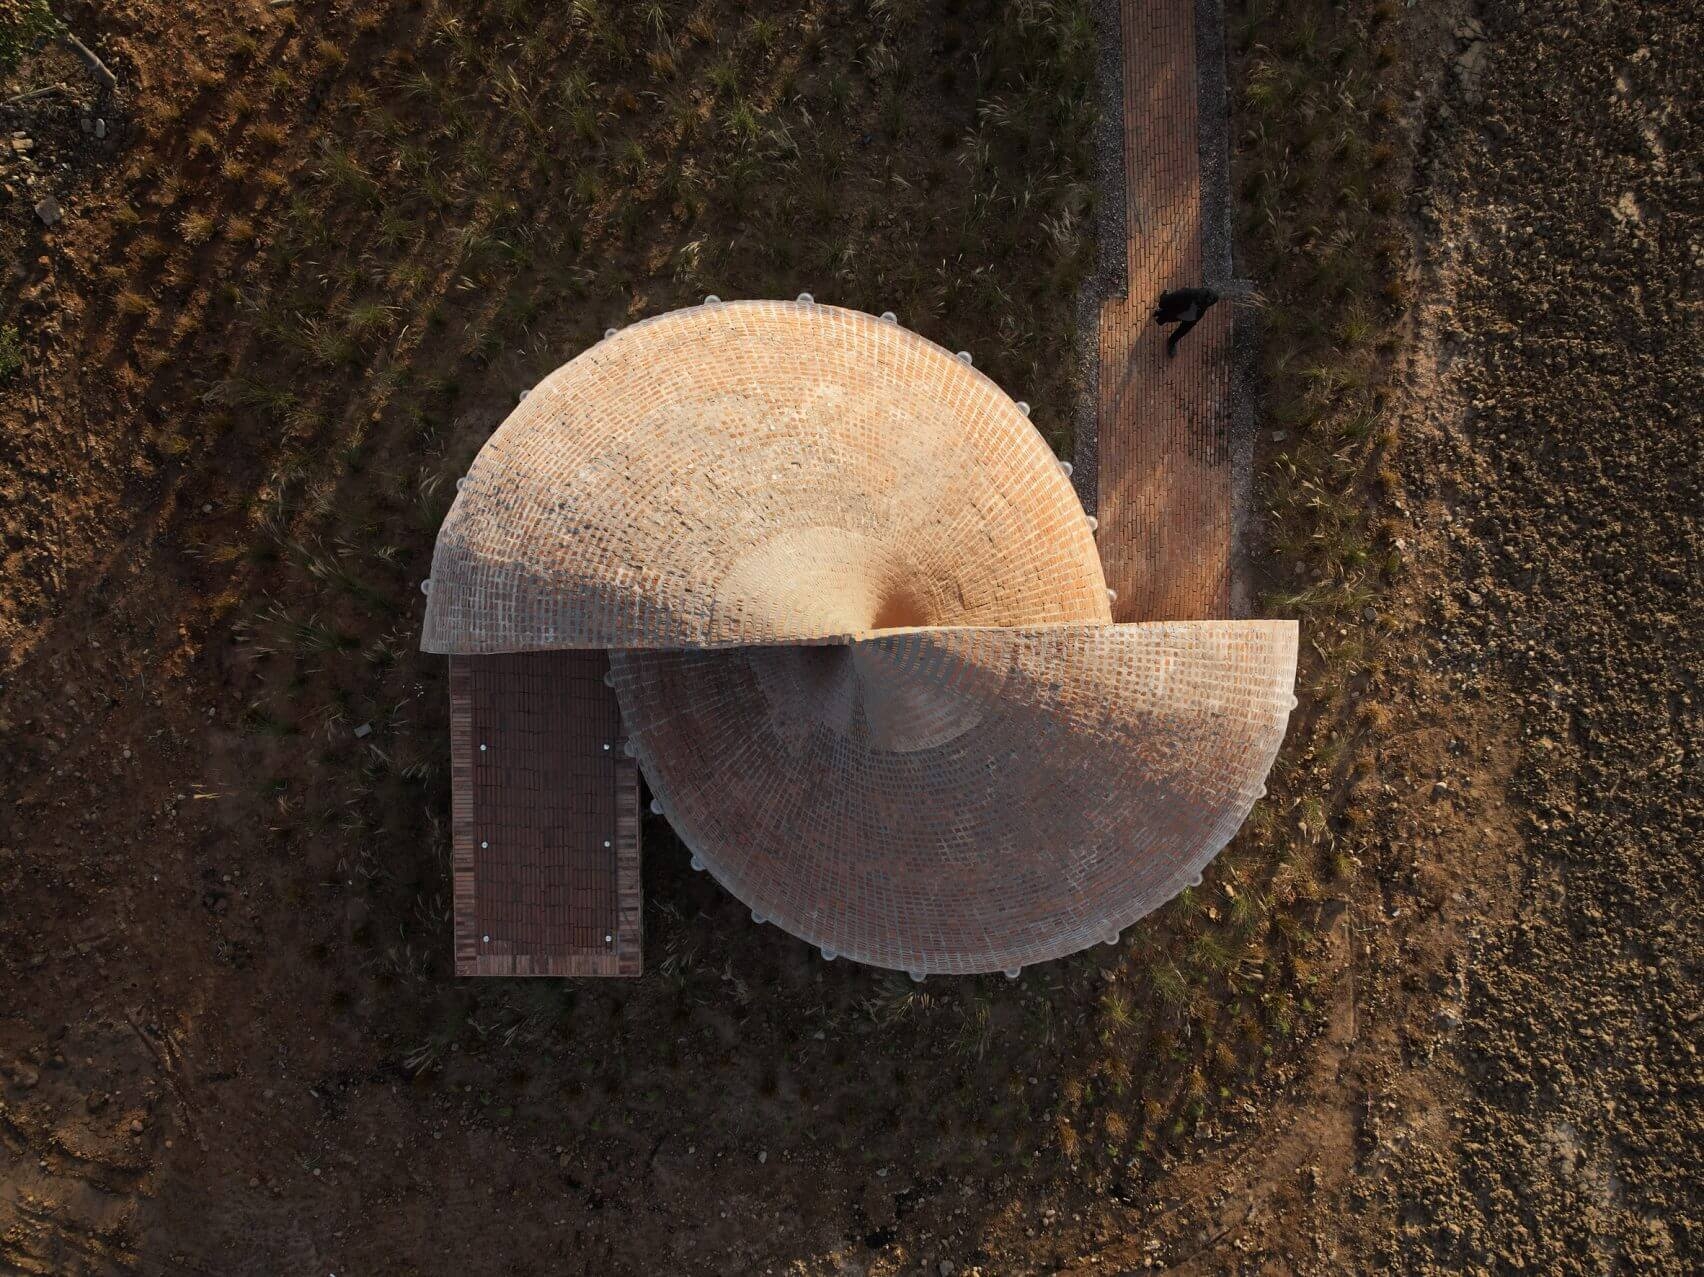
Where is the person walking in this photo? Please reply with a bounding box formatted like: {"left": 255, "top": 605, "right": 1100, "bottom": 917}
{"left": 1152, "top": 286, "right": 1219, "bottom": 357}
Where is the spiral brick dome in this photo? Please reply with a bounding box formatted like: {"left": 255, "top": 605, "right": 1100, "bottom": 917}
{"left": 423, "top": 299, "right": 1297, "bottom": 977}
{"left": 422, "top": 301, "right": 1109, "bottom": 653}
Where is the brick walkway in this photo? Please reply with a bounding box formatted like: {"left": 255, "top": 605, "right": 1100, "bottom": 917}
{"left": 1095, "top": 0, "right": 1237, "bottom": 622}
{"left": 450, "top": 652, "right": 641, "bottom": 977}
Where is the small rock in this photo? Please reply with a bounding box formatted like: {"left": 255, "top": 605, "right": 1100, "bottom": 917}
{"left": 940, "top": 1263, "right": 956, "bottom": 1276}
{"left": 1271, "top": 430, "right": 1287, "bottom": 442}
{"left": 353, "top": 722, "right": 372, "bottom": 739}
{"left": 33, "top": 196, "right": 61, "bottom": 225}
{"left": 11, "top": 137, "right": 33, "bottom": 154}
{"left": 130, "top": 1118, "right": 145, "bottom": 1134}
{"left": 758, "top": 1150, "right": 767, "bottom": 1164}
{"left": 80, "top": 117, "right": 92, "bottom": 135}
{"left": 1363, "top": 606, "right": 1377, "bottom": 622}
{"left": 95, "top": 119, "right": 107, "bottom": 139}
{"left": 1437, "top": 1008, "right": 1461, "bottom": 1029}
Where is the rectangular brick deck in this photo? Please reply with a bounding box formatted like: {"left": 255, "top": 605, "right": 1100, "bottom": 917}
{"left": 450, "top": 652, "right": 642, "bottom": 977}
{"left": 1095, "top": 0, "right": 1236, "bottom": 622}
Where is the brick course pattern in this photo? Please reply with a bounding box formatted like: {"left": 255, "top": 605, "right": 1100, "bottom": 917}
{"left": 425, "top": 300, "right": 1297, "bottom": 977}
{"left": 1095, "top": 0, "right": 1235, "bottom": 622}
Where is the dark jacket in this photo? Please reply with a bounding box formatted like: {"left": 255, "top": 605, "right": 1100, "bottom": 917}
{"left": 1153, "top": 287, "right": 1219, "bottom": 323}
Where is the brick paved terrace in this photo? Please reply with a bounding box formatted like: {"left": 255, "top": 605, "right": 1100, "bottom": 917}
{"left": 450, "top": 651, "right": 641, "bottom": 977}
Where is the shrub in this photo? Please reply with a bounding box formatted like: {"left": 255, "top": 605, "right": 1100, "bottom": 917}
{"left": 0, "top": 323, "right": 23, "bottom": 383}
{"left": 0, "top": 0, "right": 57, "bottom": 77}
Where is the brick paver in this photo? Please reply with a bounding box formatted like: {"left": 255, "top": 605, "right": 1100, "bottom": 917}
{"left": 1096, "top": 0, "right": 1236, "bottom": 622}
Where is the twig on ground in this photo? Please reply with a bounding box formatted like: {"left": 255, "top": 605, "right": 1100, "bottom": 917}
{"left": 1159, "top": 1197, "right": 1255, "bottom": 1272}
{"left": 120, "top": 1006, "right": 204, "bottom": 1150}
{"left": 60, "top": 31, "right": 118, "bottom": 96}
{"left": 2, "top": 83, "right": 69, "bottom": 107}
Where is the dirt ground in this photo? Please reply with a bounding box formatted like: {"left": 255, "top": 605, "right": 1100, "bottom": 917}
{"left": 1, "top": 0, "right": 1698, "bottom": 1274}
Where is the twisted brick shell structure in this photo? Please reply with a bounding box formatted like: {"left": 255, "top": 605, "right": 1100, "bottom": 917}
{"left": 423, "top": 300, "right": 1297, "bottom": 976}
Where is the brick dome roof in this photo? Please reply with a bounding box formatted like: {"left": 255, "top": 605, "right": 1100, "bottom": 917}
{"left": 422, "top": 300, "right": 1109, "bottom": 654}
{"left": 613, "top": 622, "right": 1295, "bottom": 975}
{"left": 422, "top": 300, "right": 1297, "bottom": 975}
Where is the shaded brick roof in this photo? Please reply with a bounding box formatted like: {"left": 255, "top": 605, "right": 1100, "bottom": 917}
{"left": 613, "top": 622, "right": 1294, "bottom": 975}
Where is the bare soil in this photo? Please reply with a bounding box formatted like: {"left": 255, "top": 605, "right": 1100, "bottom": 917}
{"left": 1, "top": 0, "right": 1697, "bottom": 1274}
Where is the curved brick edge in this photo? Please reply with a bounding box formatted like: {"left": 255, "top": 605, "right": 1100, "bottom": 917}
{"left": 611, "top": 620, "right": 1297, "bottom": 976}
